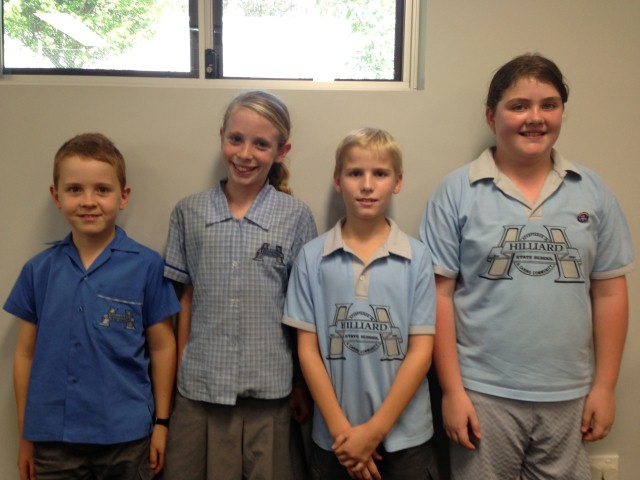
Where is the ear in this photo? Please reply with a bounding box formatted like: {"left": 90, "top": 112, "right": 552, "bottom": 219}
{"left": 219, "top": 127, "right": 225, "bottom": 143}
{"left": 333, "top": 171, "right": 343, "bottom": 193}
{"left": 274, "top": 142, "right": 291, "bottom": 164}
{"left": 50, "top": 184, "right": 61, "bottom": 209}
{"left": 486, "top": 107, "right": 497, "bottom": 134}
{"left": 119, "top": 186, "right": 131, "bottom": 210}
{"left": 393, "top": 174, "right": 403, "bottom": 194}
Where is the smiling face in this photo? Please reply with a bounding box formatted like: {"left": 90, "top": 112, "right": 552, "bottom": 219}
{"left": 220, "top": 106, "right": 290, "bottom": 197}
{"left": 334, "top": 146, "right": 402, "bottom": 224}
{"left": 486, "top": 76, "right": 563, "bottom": 170}
{"left": 50, "top": 155, "right": 129, "bottom": 246}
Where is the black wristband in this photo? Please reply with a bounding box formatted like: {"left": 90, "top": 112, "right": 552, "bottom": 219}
{"left": 154, "top": 417, "right": 170, "bottom": 427}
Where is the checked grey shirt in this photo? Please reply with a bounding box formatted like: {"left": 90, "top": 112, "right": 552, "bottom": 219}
{"left": 164, "top": 181, "right": 317, "bottom": 405}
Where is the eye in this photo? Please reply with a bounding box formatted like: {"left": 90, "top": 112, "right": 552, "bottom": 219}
{"left": 542, "top": 102, "right": 559, "bottom": 110}
{"left": 227, "top": 134, "right": 243, "bottom": 144}
{"left": 374, "top": 170, "right": 390, "bottom": 178}
{"left": 97, "top": 186, "right": 111, "bottom": 194}
{"left": 510, "top": 104, "right": 526, "bottom": 112}
{"left": 67, "top": 186, "right": 81, "bottom": 193}
{"left": 347, "top": 170, "right": 362, "bottom": 177}
{"left": 255, "top": 139, "right": 271, "bottom": 150}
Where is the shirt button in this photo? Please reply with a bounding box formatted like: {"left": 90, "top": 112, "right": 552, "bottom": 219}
{"left": 359, "top": 275, "right": 365, "bottom": 281}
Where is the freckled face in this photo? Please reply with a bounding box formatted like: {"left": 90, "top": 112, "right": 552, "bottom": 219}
{"left": 220, "top": 107, "right": 290, "bottom": 193}
{"left": 486, "top": 77, "right": 564, "bottom": 167}
{"left": 50, "top": 156, "right": 129, "bottom": 244}
{"left": 334, "top": 146, "right": 402, "bottom": 223}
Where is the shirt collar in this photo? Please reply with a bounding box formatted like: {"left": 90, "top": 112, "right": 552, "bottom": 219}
{"left": 53, "top": 226, "right": 138, "bottom": 253}
{"left": 468, "top": 147, "right": 582, "bottom": 184}
{"left": 207, "top": 180, "right": 277, "bottom": 230}
{"left": 323, "top": 218, "right": 412, "bottom": 260}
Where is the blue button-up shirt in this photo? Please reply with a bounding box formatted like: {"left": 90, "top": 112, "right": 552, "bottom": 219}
{"left": 4, "top": 227, "right": 181, "bottom": 443}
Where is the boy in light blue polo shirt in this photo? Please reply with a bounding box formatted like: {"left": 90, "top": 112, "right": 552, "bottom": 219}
{"left": 283, "top": 128, "right": 439, "bottom": 480}
{"left": 4, "top": 133, "right": 180, "bottom": 480}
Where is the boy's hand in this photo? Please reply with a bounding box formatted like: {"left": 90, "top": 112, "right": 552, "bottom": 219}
{"left": 17, "top": 438, "right": 35, "bottom": 480}
{"left": 290, "top": 377, "right": 313, "bottom": 424}
{"left": 442, "top": 390, "right": 481, "bottom": 450}
{"left": 581, "top": 384, "right": 616, "bottom": 441}
{"left": 347, "top": 455, "right": 383, "bottom": 480}
{"left": 332, "top": 422, "right": 383, "bottom": 468}
{"left": 149, "top": 425, "right": 169, "bottom": 473}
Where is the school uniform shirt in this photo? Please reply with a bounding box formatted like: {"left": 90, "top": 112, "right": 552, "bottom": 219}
{"left": 3, "top": 226, "right": 181, "bottom": 444}
{"left": 283, "top": 219, "right": 436, "bottom": 453}
{"left": 164, "top": 181, "right": 317, "bottom": 405}
{"left": 421, "top": 147, "right": 635, "bottom": 402}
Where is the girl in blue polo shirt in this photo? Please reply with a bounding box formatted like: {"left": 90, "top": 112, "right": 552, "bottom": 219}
{"left": 163, "top": 90, "right": 317, "bottom": 480}
{"left": 421, "top": 54, "right": 634, "bottom": 479}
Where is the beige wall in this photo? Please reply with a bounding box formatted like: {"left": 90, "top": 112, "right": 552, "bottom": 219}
{"left": 1, "top": 0, "right": 639, "bottom": 477}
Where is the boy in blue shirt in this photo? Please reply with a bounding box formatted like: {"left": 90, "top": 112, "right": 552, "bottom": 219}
{"left": 283, "top": 128, "right": 439, "bottom": 480}
{"left": 5, "top": 133, "right": 180, "bottom": 480}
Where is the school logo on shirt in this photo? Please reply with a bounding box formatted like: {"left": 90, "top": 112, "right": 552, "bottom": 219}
{"left": 99, "top": 307, "right": 136, "bottom": 330}
{"left": 327, "top": 304, "right": 404, "bottom": 360}
{"left": 481, "top": 225, "right": 584, "bottom": 283}
{"left": 253, "top": 243, "right": 285, "bottom": 265}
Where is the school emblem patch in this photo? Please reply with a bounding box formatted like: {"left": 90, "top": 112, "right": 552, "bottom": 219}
{"left": 327, "top": 304, "right": 404, "bottom": 360}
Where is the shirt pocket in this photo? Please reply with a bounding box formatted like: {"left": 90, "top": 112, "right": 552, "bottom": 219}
{"left": 93, "top": 286, "right": 145, "bottom": 350}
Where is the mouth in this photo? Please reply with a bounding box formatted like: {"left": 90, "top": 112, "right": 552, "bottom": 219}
{"left": 231, "top": 161, "right": 257, "bottom": 174}
{"left": 357, "top": 198, "right": 377, "bottom": 206}
{"left": 520, "top": 131, "right": 545, "bottom": 137}
{"left": 79, "top": 214, "right": 101, "bottom": 221}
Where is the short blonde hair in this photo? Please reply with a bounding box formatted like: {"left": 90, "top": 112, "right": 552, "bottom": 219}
{"left": 334, "top": 127, "right": 403, "bottom": 177}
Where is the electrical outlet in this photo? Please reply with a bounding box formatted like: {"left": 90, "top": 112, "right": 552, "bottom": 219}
{"left": 590, "top": 454, "right": 619, "bottom": 480}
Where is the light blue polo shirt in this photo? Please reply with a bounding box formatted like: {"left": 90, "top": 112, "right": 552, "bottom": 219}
{"left": 283, "top": 219, "right": 436, "bottom": 453}
{"left": 164, "top": 181, "right": 317, "bottom": 405}
{"left": 421, "top": 148, "right": 635, "bottom": 402}
{"left": 4, "top": 226, "right": 181, "bottom": 444}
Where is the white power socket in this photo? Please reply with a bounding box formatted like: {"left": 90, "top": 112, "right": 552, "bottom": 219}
{"left": 590, "top": 454, "right": 619, "bottom": 480}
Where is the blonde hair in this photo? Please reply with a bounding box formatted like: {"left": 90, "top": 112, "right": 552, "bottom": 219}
{"left": 334, "top": 127, "right": 403, "bottom": 177}
{"left": 54, "top": 133, "right": 126, "bottom": 188}
{"left": 222, "top": 90, "right": 293, "bottom": 195}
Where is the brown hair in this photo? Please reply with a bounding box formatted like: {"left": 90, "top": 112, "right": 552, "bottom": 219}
{"left": 53, "top": 133, "right": 126, "bottom": 188}
{"left": 222, "top": 90, "right": 293, "bottom": 195}
{"left": 486, "top": 53, "right": 569, "bottom": 112}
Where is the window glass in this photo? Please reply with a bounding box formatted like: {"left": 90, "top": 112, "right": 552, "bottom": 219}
{"left": 2, "top": 0, "right": 196, "bottom": 76}
{"left": 216, "top": 0, "right": 403, "bottom": 81}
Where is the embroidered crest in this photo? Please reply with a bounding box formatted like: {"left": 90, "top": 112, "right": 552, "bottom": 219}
{"left": 253, "top": 243, "right": 285, "bottom": 265}
{"left": 99, "top": 307, "right": 135, "bottom": 330}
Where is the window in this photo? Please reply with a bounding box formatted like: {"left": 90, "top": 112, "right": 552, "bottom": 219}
{"left": 210, "top": 0, "right": 406, "bottom": 81}
{"left": 2, "top": 0, "right": 198, "bottom": 77}
{"left": 2, "top": 0, "right": 421, "bottom": 87}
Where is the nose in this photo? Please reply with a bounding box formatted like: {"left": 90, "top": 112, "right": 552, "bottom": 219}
{"left": 79, "top": 191, "right": 97, "bottom": 207}
{"left": 237, "top": 142, "right": 253, "bottom": 160}
{"left": 361, "top": 173, "right": 374, "bottom": 192}
{"left": 526, "top": 107, "right": 543, "bottom": 125}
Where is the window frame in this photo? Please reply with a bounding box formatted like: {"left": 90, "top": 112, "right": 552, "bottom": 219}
{"left": 1, "top": 0, "right": 200, "bottom": 78}
{"left": 1, "top": 0, "right": 423, "bottom": 91}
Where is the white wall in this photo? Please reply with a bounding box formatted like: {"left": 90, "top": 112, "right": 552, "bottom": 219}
{"left": 1, "top": 0, "right": 639, "bottom": 478}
